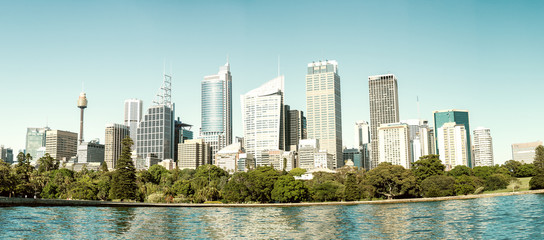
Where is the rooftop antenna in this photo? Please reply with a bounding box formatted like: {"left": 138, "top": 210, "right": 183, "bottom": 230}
{"left": 154, "top": 61, "right": 172, "bottom": 106}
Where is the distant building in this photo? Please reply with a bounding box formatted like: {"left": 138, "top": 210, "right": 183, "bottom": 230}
{"left": 238, "top": 153, "right": 255, "bottom": 172}
{"left": 298, "top": 139, "right": 319, "bottom": 171}
{"left": 25, "top": 127, "right": 50, "bottom": 160}
{"left": 512, "top": 141, "right": 543, "bottom": 164}
{"left": 215, "top": 142, "right": 243, "bottom": 173}
{"left": 178, "top": 139, "right": 211, "bottom": 170}
{"left": 104, "top": 123, "right": 130, "bottom": 170}
{"left": 314, "top": 150, "right": 335, "bottom": 170}
{"left": 174, "top": 119, "right": 193, "bottom": 162}
{"left": 437, "top": 122, "right": 468, "bottom": 170}
{"left": 354, "top": 121, "right": 370, "bottom": 148}
{"left": 306, "top": 60, "right": 343, "bottom": 168}
{"left": 434, "top": 109, "right": 472, "bottom": 167}
{"left": 45, "top": 130, "right": 78, "bottom": 162}
{"left": 0, "top": 146, "right": 14, "bottom": 164}
{"left": 473, "top": 127, "right": 494, "bottom": 167}
{"left": 378, "top": 123, "right": 411, "bottom": 169}
{"left": 124, "top": 99, "right": 143, "bottom": 148}
{"left": 280, "top": 151, "right": 296, "bottom": 172}
{"left": 369, "top": 74, "right": 400, "bottom": 169}
{"left": 285, "top": 107, "right": 307, "bottom": 151}
{"left": 77, "top": 140, "right": 105, "bottom": 163}
{"left": 343, "top": 148, "right": 364, "bottom": 168}
{"left": 241, "top": 76, "right": 284, "bottom": 166}
{"left": 201, "top": 62, "right": 232, "bottom": 160}
{"left": 159, "top": 159, "right": 176, "bottom": 170}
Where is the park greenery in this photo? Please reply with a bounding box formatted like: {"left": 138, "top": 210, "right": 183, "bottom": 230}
{"left": 1, "top": 141, "right": 544, "bottom": 203}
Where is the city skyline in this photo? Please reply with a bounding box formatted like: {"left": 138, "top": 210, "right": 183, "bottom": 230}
{"left": 1, "top": 1, "right": 544, "bottom": 165}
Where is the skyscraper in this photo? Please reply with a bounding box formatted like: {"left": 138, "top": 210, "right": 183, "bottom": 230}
{"left": 25, "top": 127, "right": 50, "bottom": 159}
{"left": 473, "top": 127, "right": 494, "bottom": 167}
{"left": 201, "top": 62, "right": 232, "bottom": 160}
{"left": 369, "top": 74, "right": 400, "bottom": 169}
{"left": 0, "top": 146, "right": 14, "bottom": 164}
{"left": 241, "top": 76, "right": 284, "bottom": 166}
{"left": 136, "top": 73, "right": 175, "bottom": 161}
{"left": 104, "top": 123, "right": 130, "bottom": 170}
{"left": 433, "top": 109, "right": 471, "bottom": 168}
{"left": 306, "top": 60, "right": 343, "bottom": 168}
{"left": 124, "top": 99, "right": 143, "bottom": 145}
{"left": 45, "top": 129, "right": 78, "bottom": 161}
{"left": 285, "top": 107, "right": 306, "bottom": 151}
{"left": 354, "top": 121, "right": 370, "bottom": 148}
{"left": 378, "top": 123, "right": 411, "bottom": 169}
{"left": 178, "top": 139, "right": 211, "bottom": 170}
{"left": 437, "top": 122, "right": 468, "bottom": 170}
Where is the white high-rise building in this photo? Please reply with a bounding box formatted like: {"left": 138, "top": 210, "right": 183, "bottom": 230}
{"left": 369, "top": 74, "right": 400, "bottom": 169}
{"left": 241, "top": 76, "right": 284, "bottom": 166}
{"left": 437, "top": 122, "right": 468, "bottom": 170}
{"left": 124, "top": 99, "right": 143, "bottom": 145}
{"left": 306, "top": 60, "right": 343, "bottom": 168}
{"left": 298, "top": 139, "right": 319, "bottom": 171}
{"left": 473, "top": 127, "right": 494, "bottom": 167}
{"left": 354, "top": 121, "right": 370, "bottom": 148}
{"left": 377, "top": 123, "right": 411, "bottom": 169}
{"left": 201, "top": 62, "right": 232, "bottom": 160}
{"left": 105, "top": 123, "right": 130, "bottom": 170}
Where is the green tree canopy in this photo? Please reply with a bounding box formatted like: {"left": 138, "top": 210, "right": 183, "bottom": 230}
{"left": 247, "top": 166, "right": 280, "bottom": 203}
{"left": 447, "top": 165, "right": 473, "bottom": 177}
{"left": 529, "top": 173, "right": 544, "bottom": 190}
{"left": 411, "top": 155, "right": 445, "bottom": 182}
{"left": 288, "top": 168, "right": 307, "bottom": 177}
{"left": 223, "top": 172, "right": 251, "bottom": 203}
{"left": 109, "top": 137, "right": 137, "bottom": 201}
{"left": 367, "top": 163, "right": 417, "bottom": 199}
{"left": 533, "top": 145, "right": 544, "bottom": 173}
{"left": 420, "top": 175, "right": 455, "bottom": 198}
{"left": 271, "top": 175, "right": 309, "bottom": 203}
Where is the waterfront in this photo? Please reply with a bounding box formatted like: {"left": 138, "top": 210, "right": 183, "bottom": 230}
{"left": 1, "top": 194, "right": 543, "bottom": 239}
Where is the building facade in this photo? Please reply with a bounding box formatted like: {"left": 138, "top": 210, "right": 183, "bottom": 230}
{"left": 136, "top": 104, "right": 174, "bottom": 160}
{"left": 473, "top": 127, "right": 494, "bottom": 167}
{"left": 241, "top": 76, "right": 284, "bottom": 166}
{"left": 437, "top": 122, "right": 468, "bottom": 170}
{"left": 512, "top": 141, "right": 543, "bottom": 164}
{"left": 104, "top": 123, "right": 130, "bottom": 170}
{"left": 369, "top": 74, "right": 400, "bottom": 169}
{"left": 201, "top": 62, "right": 232, "bottom": 160}
{"left": 25, "top": 127, "right": 50, "bottom": 160}
{"left": 354, "top": 121, "right": 370, "bottom": 148}
{"left": 298, "top": 139, "right": 319, "bottom": 171}
{"left": 178, "top": 139, "right": 211, "bottom": 170}
{"left": 434, "top": 109, "right": 472, "bottom": 168}
{"left": 306, "top": 60, "right": 343, "bottom": 168}
{"left": 0, "top": 146, "right": 14, "bottom": 164}
{"left": 343, "top": 148, "right": 364, "bottom": 168}
{"left": 377, "top": 123, "right": 411, "bottom": 169}
{"left": 45, "top": 130, "right": 78, "bottom": 161}
{"left": 124, "top": 99, "right": 143, "bottom": 147}
{"left": 77, "top": 140, "right": 105, "bottom": 163}
{"left": 285, "top": 107, "right": 307, "bottom": 151}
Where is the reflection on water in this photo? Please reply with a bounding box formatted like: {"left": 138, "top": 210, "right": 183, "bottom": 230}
{"left": 1, "top": 194, "right": 544, "bottom": 239}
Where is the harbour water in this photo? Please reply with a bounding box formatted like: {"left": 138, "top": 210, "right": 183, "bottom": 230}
{"left": 1, "top": 194, "right": 543, "bottom": 239}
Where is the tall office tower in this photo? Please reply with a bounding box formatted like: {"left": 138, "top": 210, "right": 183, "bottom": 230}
{"left": 298, "top": 139, "right": 319, "bottom": 171}
{"left": 136, "top": 73, "right": 175, "bottom": 161}
{"left": 377, "top": 123, "right": 411, "bottom": 169}
{"left": 433, "top": 109, "right": 471, "bottom": 167}
{"left": 511, "top": 141, "right": 542, "bottom": 164}
{"left": 369, "top": 74, "right": 400, "bottom": 169}
{"left": 201, "top": 62, "right": 232, "bottom": 160}
{"left": 286, "top": 107, "right": 306, "bottom": 151}
{"left": 354, "top": 121, "right": 370, "bottom": 148}
{"left": 104, "top": 123, "right": 130, "bottom": 170}
{"left": 473, "top": 127, "right": 494, "bottom": 167}
{"left": 178, "top": 139, "right": 211, "bottom": 170}
{"left": 0, "top": 146, "right": 14, "bottom": 164}
{"left": 306, "top": 60, "right": 343, "bottom": 168}
{"left": 400, "top": 119, "right": 422, "bottom": 162}
{"left": 241, "top": 76, "right": 284, "bottom": 166}
{"left": 174, "top": 118, "right": 193, "bottom": 162}
{"left": 124, "top": 99, "right": 143, "bottom": 145}
{"left": 437, "top": 122, "right": 468, "bottom": 170}
{"left": 45, "top": 130, "right": 78, "bottom": 161}
{"left": 25, "top": 127, "right": 50, "bottom": 159}
{"left": 418, "top": 120, "right": 436, "bottom": 158}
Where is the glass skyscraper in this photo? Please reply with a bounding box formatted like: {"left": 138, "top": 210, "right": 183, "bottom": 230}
{"left": 241, "top": 76, "right": 284, "bottom": 166}
{"left": 201, "top": 62, "right": 232, "bottom": 161}
{"left": 25, "top": 127, "right": 50, "bottom": 159}
{"left": 433, "top": 109, "right": 472, "bottom": 168}
{"left": 306, "top": 60, "right": 343, "bottom": 168}
{"left": 124, "top": 99, "right": 143, "bottom": 145}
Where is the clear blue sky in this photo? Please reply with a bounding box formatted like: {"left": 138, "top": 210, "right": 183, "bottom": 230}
{"left": 1, "top": 1, "right": 543, "bottom": 164}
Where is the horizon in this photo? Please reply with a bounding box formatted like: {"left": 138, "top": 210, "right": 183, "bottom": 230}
{"left": 1, "top": 1, "right": 543, "bottom": 165}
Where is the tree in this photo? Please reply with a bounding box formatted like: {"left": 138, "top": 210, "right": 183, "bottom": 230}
{"left": 289, "top": 168, "right": 307, "bottom": 177}
{"left": 100, "top": 161, "right": 109, "bottom": 172}
{"left": 344, "top": 172, "right": 361, "bottom": 201}
{"left": 529, "top": 174, "right": 544, "bottom": 190}
{"left": 109, "top": 137, "right": 137, "bottom": 201}
{"left": 366, "top": 163, "right": 417, "bottom": 199}
{"left": 0, "top": 160, "right": 16, "bottom": 197}
{"left": 148, "top": 164, "right": 169, "bottom": 185}
{"left": 411, "top": 155, "right": 445, "bottom": 182}
{"left": 223, "top": 172, "right": 251, "bottom": 203}
{"left": 516, "top": 164, "right": 535, "bottom": 177}
{"left": 271, "top": 175, "right": 309, "bottom": 203}
{"left": 310, "top": 181, "right": 344, "bottom": 202}
{"left": 503, "top": 160, "right": 522, "bottom": 176}
{"left": 533, "top": 145, "right": 544, "bottom": 173}
{"left": 454, "top": 175, "right": 485, "bottom": 195}
{"left": 420, "top": 175, "right": 455, "bottom": 197}
{"left": 484, "top": 174, "right": 510, "bottom": 191}
{"left": 473, "top": 166, "right": 494, "bottom": 180}
{"left": 37, "top": 153, "right": 58, "bottom": 173}
{"left": 172, "top": 179, "right": 194, "bottom": 198}
{"left": 447, "top": 165, "right": 473, "bottom": 177}
{"left": 247, "top": 166, "right": 280, "bottom": 202}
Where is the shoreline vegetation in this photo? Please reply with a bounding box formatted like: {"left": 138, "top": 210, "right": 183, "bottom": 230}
{"left": 1, "top": 189, "right": 543, "bottom": 208}
{"left": 2, "top": 139, "right": 544, "bottom": 205}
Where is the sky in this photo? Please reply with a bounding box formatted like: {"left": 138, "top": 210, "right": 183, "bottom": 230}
{"left": 1, "top": 1, "right": 543, "bottom": 165}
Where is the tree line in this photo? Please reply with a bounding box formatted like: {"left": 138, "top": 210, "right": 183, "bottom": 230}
{"left": 1, "top": 139, "right": 544, "bottom": 203}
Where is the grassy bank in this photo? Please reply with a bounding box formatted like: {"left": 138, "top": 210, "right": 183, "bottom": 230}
{"left": 484, "top": 177, "right": 531, "bottom": 194}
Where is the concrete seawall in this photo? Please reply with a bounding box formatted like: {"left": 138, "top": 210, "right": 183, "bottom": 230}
{"left": 2, "top": 189, "right": 544, "bottom": 208}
